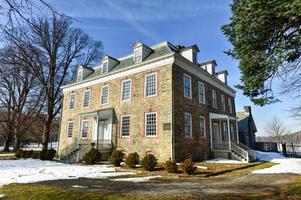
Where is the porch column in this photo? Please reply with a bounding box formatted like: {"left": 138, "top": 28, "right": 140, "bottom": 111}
{"left": 235, "top": 120, "right": 239, "bottom": 144}
{"left": 209, "top": 117, "right": 213, "bottom": 149}
{"left": 96, "top": 114, "right": 99, "bottom": 149}
{"left": 227, "top": 117, "right": 231, "bottom": 151}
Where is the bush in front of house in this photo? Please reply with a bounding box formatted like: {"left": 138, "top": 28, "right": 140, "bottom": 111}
{"left": 165, "top": 159, "right": 178, "bottom": 173}
{"left": 141, "top": 154, "right": 158, "bottom": 171}
{"left": 83, "top": 148, "right": 102, "bottom": 165}
{"left": 40, "top": 149, "right": 56, "bottom": 160}
{"left": 15, "top": 149, "right": 41, "bottom": 159}
{"left": 15, "top": 149, "right": 24, "bottom": 158}
{"left": 125, "top": 152, "right": 140, "bottom": 168}
{"left": 181, "top": 158, "right": 197, "bottom": 175}
{"left": 110, "top": 150, "right": 124, "bottom": 166}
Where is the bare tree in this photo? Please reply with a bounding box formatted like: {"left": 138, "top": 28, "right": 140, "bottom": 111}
{"left": 5, "top": 14, "right": 103, "bottom": 151}
{"left": 0, "top": 44, "right": 44, "bottom": 151}
{"left": 265, "top": 116, "right": 287, "bottom": 144}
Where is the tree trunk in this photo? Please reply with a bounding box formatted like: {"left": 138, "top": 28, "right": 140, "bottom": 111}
{"left": 42, "top": 119, "right": 52, "bottom": 151}
{"left": 13, "top": 130, "right": 21, "bottom": 151}
{"left": 3, "top": 136, "right": 11, "bottom": 152}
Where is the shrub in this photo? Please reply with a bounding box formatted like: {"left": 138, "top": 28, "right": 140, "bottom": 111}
{"left": 165, "top": 159, "right": 178, "bottom": 173}
{"left": 15, "top": 149, "right": 24, "bottom": 158}
{"left": 181, "top": 158, "right": 197, "bottom": 175}
{"left": 110, "top": 150, "right": 124, "bottom": 166}
{"left": 83, "top": 148, "right": 102, "bottom": 165}
{"left": 141, "top": 154, "right": 158, "bottom": 171}
{"left": 24, "top": 150, "right": 34, "bottom": 158}
{"left": 125, "top": 152, "right": 140, "bottom": 168}
{"left": 40, "top": 149, "right": 56, "bottom": 160}
{"left": 32, "top": 151, "right": 40, "bottom": 159}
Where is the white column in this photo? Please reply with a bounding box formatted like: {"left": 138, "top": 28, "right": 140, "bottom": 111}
{"left": 209, "top": 116, "right": 213, "bottom": 149}
{"left": 236, "top": 120, "right": 239, "bottom": 144}
{"left": 227, "top": 117, "right": 231, "bottom": 151}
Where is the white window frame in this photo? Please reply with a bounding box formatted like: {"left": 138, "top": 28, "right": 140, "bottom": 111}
{"left": 81, "top": 120, "right": 89, "bottom": 139}
{"left": 77, "top": 69, "right": 83, "bottom": 82}
{"left": 198, "top": 81, "right": 205, "bottom": 104}
{"left": 144, "top": 72, "right": 157, "bottom": 98}
{"left": 183, "top": 74, "right": 192, "bottom": 99}
{"left": 67, "top": 121, "right": 74, "bottom": 138}
{"left": 82, "top": 89, "right": 91, "bottom": 108}
{"left": 199, "top": 116, "right": 206, "bottom": 139}
{"left": 121, "top": 79, "right": 132, "bottom": 102}
{"left": 69, "top": 93, "right": 76, "bottom": 110}
{"left": 184, "top": 112, "right": 192, "bottom": 138}
{"left": 101, "top": 85, "right": 109, "bottom": 105}
{"left": 102, "top": 61, "right": 108, "bottom": 74}
{"left": 133, "top": 48, "right": 142, "bottom": 63}
{"left": 212, "top": 89, "right": 217, "bottom": 109}
{"left": 120, "top": 115, "right": 131, "bottom": 137}
{"left": 228, "top": 97, "right": 233, "bottom": 114}
{"left": 221, "top": 94, "right": 226, "bottom": 111}
{"left": 145, "top": 112, "right": 157, "bottom": 137}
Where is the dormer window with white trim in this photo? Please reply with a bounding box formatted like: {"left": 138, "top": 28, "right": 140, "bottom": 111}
{"left": 77, "top": 69, "right": 83, "bottom": 81}
{"left": 133, "top": 48, "right": 142, "bottom": 63}
{"left": 102, "top": 61, "right": 108, "bottom": 74}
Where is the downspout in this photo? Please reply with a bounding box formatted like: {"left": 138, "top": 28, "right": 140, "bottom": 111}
{"left": 57, "top": 93, "right": 64, "bottom": 159}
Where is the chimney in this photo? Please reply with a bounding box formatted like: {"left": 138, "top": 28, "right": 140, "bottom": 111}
{"left": 244, "top": 106, "right": 251, "bottom": 115}
{"left": 215, "top": 70, "right": 229, "bottom": 84}
{"left": 199, "top": 60, "right": 217, "bottom": 75}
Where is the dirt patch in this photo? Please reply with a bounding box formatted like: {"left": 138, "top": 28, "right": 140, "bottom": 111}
{"left": 38, "top": 173, "right": 296, "bottom": 196}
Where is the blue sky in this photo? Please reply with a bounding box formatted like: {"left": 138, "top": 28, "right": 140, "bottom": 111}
{"left": 49, "top": 0, "right": 300, "bottom": 136}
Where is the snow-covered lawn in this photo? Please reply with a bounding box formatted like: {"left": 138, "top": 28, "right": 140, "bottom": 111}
{"left": 253, "top": 151, "right": 301, "bottom": 175}
{"left": 0, "top": 159, "right": 134, "bottom": 187}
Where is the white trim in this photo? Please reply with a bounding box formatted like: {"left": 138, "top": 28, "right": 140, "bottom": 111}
{"left": 62, "top": 55, "right": 174, "bottom": 92}
{"left": 100, "top": 85, "right": 109, "bottom": 105}
{"left": 81, "top": 120, "right": 89, "bottom": 139}
{"left": 120, "top": 115, "right": 131, "bottom": 138}
{"left": 66, "top": 121, "right": 74, "bottom": 138}
{"left": 184, "top": 112, "right": 193, "bottom": 138}
{"left": 102, "top": 60, "right": 108, "bottom": 74}
{"left": 198, "top": 81, "right": 205, "bottom": 104}
{"left": 77, "top": 68, "right": 83, "bottom": 82}
{"left": 82, "top": 89, "right": 91, "bottom": 108}
{"left": 121, "top": 79, "right": 132, "bottom": 102}
{"left": 212, "top": 89, "right": 217, "bottom": 109}
{"left": 183, "top": 73, "right": 192, "bottom": 99}
{"left": 69, "top": 93, "right": 76, "bottom": 110}
{"left": 209, "top": 112, "right": 237, "bottom": 120}
{"left": 133, "top": 47, "right": 142, "bottom": 63}
{"left": 144, "top": 72, "right": 157, "bottom": 98}
{"left": 174, "top": 55, "right": 236, "bottom": 97}
{"left": 145, "top": 112, "right": 157, "bottom": 137}
{"left": 199, "top": 116, "right": 206, "bottom": 139}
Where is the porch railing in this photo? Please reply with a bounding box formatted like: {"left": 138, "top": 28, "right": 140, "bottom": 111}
{"left": 231, "top": 142, "right": 249, "bottom": 162}
{"left": 212, "top": 141, "right": 230, "bottom": 151}
{"left": 239, "top": 142, "right": 256, "bottom": 159}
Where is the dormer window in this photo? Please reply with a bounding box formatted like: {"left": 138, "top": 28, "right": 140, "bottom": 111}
{"left": 102, "top": 61, "right": 108, "bottom": 74}
{"left": 133, "top": 48, "right": 142, "bottom": 63}
{"left": 77, "top": 69, "right": 83, "bottom": 81}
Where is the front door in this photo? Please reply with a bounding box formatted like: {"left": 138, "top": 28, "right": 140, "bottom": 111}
{"left": 99, "top": 120, "right": 111, "bottom": 141}
{"left": 212, "top": 122, "right": 222, "bottom": 145}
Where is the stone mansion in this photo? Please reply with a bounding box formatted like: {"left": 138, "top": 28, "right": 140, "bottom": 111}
{"left": 58, "top": 41, "right": 256, "bottom": 163}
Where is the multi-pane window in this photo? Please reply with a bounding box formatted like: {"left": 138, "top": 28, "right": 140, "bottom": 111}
{"left": 77, "top": 69, "right": 83, "bottom": 81}
{"left": 120, "top": 115, "right": 130, "bottom": 137}
{"left": 83, "top": 89, "right": 91, "bottom": 108}
{"left": 183, "top": 74, "right": 192, "bottom": 98}
{"left": 69, "top": 93, "right": 76, "bottom": 110}
{"left": 101, "top": 85, "right": 109, "bottom": 105}
{"left": 133, "top": 48, "right": 142, "bottom": 63}
{"left": 212, "top": 89, "right": 217, "bottom": 109}
{"left": 102, "top": 61, "right": 108, "bottom": 74}
{"left": 230, "top": 123, "right": 235, "bottom": 141}
{"left": 221, "top": 94, "right": 226, "bottom": 111}
{"left": 199, "top": 116, "right": 206, "bottom": 139}
{"left": 198, "top": 82, "right": 205, "bottom": 104}
{"left": 81, "top": 120, "right": 88, "bottom": 138}
{"left": 121, "top": 80, "right": 131, "bottom": 101}
{"left": 228, "top": 97, "right": 233, "bottom": 114}
{"left": 145, "top": 73, "right": 157, "bottom": 97}
{"left": 67, "top": 121, "right": 74, "bottom": 138}
{"left": 184, "top": 112, "right": 192, "bottom": 138}
{"left": 145, "top": 112, "right": 157, "bottom": 136}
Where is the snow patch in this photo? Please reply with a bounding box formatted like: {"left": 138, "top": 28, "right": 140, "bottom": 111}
{"left": 0, "top": 159, "right": 134, "bottom": 187}
{"left": 0, "top": 194, "right": 5, "bottom": 198}
{"left": 253, "top": 151, "right": 301, "bottom": 175}
{"left": 205, "top": 158, "right": 247, "bottom": 164}
{"left": 71, "top": 185, "right": 88, "bottom": 189}
{"left": 112, "top": 175, "right": 161, "bottom": 183}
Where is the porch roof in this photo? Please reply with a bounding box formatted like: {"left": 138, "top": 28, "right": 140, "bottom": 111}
{"left": 209, "top": 113, "right": 237, "bottom": 121}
